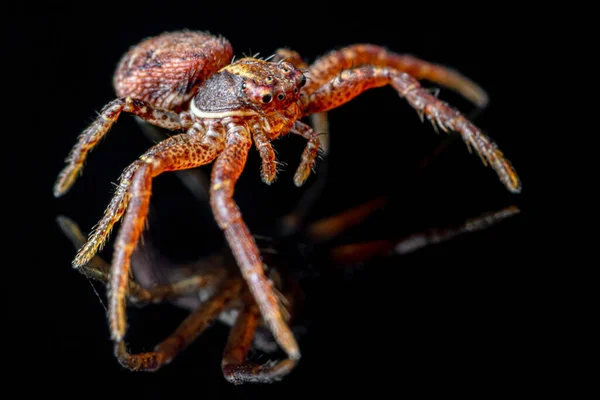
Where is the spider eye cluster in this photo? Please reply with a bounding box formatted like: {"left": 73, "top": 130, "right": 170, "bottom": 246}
{"left": 240, "top": 62, "right": 306, "bottom": 106}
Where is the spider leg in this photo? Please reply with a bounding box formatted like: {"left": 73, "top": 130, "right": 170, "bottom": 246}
{"left": 251, "top": 127, "right": 279, "bottom": 184}
{"left": 222, "top": 295, "right": 297, "bottom": 384}
{"left": 69, "top": 131, "right": 224, "bottom": 342}
{"left": 211, "top": 126, "right": 300, "bottom": 360}
{"left": 327, "top": 205, "right": 520, "bottom": 265}
{"left": 115, "top": 278, "right": 242, "bottom": 371}
{"left": 134, "top": 117, "right": 211, "bottom": 202}
{"left": 304, "top": 66, "right": 521, "bottom": 193}
{"left": 70, "top": 124, "right": 216, "bottom": 269}
{"left": 304, "top": 44, "right": 488, "bottom": 107}
{"left": 54, "top": 97, "right": 193, "bottom": 197}
{"left": 290, "top": 121, "right": 322, "bottom": 187}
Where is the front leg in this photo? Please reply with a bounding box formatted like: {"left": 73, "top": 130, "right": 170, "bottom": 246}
{"left": 210, "top": 125, "right": 300, "bottom": 361}
{"left": 54, "top": 97, "right": 193, "bottom": 197}
{"left": 71, "top": 124, "right": 209, "bottom": 269}
{"left": 88, "top": 132, "right": 225, "bottom": 341}
{"left": 305, "top": 66, "right": 521, "bottom": 193}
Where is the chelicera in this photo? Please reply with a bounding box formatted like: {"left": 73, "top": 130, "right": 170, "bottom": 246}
{"left": 54, "top": 30, "right": 521, "bottom": 382}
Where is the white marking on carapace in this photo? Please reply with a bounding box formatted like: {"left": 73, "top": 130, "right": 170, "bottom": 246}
{"left": 190, "top": 100, "right": 258, "bottom": 119}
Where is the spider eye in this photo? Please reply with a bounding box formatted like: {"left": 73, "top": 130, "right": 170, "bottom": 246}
{"left": 277, "top": 93, "right": 285, "bottom": 101}
{"left": 300, "top": 75, "right": 307, "bottom": 87}
{"left": 262, "top": 94, "right": 273, "bottom": 103}
{"left": 266, "top": 76, "right": 273, "bottom": 83}
{"left": 293, "top": 87, "right": 298, "bottom": 93}
{"left": 242, "top": 82, "right": 247, "bottom": 90}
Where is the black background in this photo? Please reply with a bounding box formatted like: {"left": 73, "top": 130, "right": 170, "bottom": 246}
{"left": 7, "top": 3, "right": 542, "bottom": 398}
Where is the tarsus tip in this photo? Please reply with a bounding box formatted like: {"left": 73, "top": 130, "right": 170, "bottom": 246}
{"left": 53, "top": 179, "right": 70, "bottom": 198}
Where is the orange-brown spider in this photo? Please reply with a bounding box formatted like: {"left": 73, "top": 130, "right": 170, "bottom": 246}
{"left": 54, "top": 30, "right": 521, "bottom": 382}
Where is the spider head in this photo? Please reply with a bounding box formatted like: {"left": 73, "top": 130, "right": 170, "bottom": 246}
{"left": 231, "top": 58, "right": 306, "bottom": 112}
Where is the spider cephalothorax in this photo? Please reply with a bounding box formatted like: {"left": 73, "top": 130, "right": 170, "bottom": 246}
{"left": 192, "top": 58, "right": 306, "bottom": 117}
{"left": 55, "top": 30, "right": 520, "bottom": 383}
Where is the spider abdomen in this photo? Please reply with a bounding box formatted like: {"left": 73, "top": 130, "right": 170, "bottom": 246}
{"left": 113, "top": 31, "right": 234, "bottom": 111}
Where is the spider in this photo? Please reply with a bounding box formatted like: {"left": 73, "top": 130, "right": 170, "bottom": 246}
{"left": 54, "top": 30, "right": 521, "bottom": 383}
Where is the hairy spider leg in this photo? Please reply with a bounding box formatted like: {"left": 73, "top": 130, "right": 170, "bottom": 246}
{"left": 210, "top": 126, "right": 300, "bottom": 360}
{"left": 222, "top": 294, "right": 297, "bottom": 384}
{"left": 54, "top": 97, "right": 192, "bottom": 197}
{"left": 134, "top": 117, "right": 211, "bottom": 202}
{"left": 71, "top": 124, "right": 216, "bottom": 267}
{"left": 77, "top": 130, "right": 225, "bottom": 341}
{"left": 304, "top": 66, "right": 521, "bottom": 193}
{"left": 115, "top": 278, "right": 242, "bottom": 371}
{"left": 303, "top": 44, "right": 489, "bottom": 108}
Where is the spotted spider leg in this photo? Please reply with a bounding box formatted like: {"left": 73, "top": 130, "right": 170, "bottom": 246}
{"left": 134, "top": 117, "right": 212, "bottom": 202}
{"left": 303, "top": 66, "right": 521, "bottom": 193}
{"left": 53, "top": 97, "right": 193, "bottom": 197}
{"left": 302, "top": 44, "right": 489, "bottom": 108}
{"left": 67, "top": 118, "right": 300, "bottom": 363}
{"left": 70, "top": 122, "right": 218, "bottom": 264}
{"left": 68, "top": 126, "right": 225, "bottom": 343}
{"left": 210, "top": 125, "right": 300, "bottom": 360}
